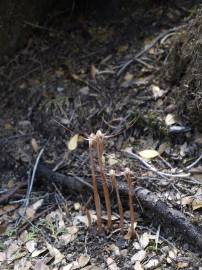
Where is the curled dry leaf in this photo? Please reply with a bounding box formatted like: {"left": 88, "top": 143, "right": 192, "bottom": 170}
{"left": 68, "top": 134, "right": 79, "bottom": 151}
{"left": 31, "top": 248, "right": 47, "bottom": 258}
{"left": 138, "top": 149, "right": 159, "bottom": 160}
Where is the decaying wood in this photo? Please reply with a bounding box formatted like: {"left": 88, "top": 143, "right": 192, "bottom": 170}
{"left": 36, "top": 164, "right": 202, "bottom": 250}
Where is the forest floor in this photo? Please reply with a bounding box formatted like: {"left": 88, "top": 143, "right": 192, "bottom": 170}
{"left": 0, "top": 1, "right": 202, "bottom": 269}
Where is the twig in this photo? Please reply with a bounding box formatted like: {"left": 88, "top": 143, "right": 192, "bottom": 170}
{"left": 186, "top": 154, "right": 202, "bottom": 171}
{"left": 16, "top": 147, "right": 45, "bottom": 226}
{"left": 96, "top": 130, "right": 112, "bottom": 230}
{"left": 123, "top": 149, "right": 190, "bottom": 178}
{"left": 117, "top": 25, "right": 184, "bottom": 76}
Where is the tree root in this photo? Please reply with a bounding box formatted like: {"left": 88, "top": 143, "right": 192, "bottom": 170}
{"left": 36, "top": 164, "right": 202, "bottom": 251}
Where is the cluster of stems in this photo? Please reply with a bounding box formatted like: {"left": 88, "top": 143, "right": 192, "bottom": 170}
{"left": 89, "top": 131, "right": 136, "bottom": 235}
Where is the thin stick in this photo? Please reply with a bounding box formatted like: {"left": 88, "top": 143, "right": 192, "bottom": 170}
{"left": 110, "top": 170, "right": 124, "bottom": 233}
{"left": 124, "top": 168, "right": 136, "bottom": 239}
{"left": 96, "top": 130, "right": 112, "bottom": 230}
{"left": 16, "top": 147, "right": 45, "bottom": 226}
{"left": 123, "top": 149, "right": 190, "bottom": 178}
{"left": 186, "top": 153, "right": 202, "bottom": 170}
{"left": 89, "top": 134, "right": 102, "bottom": 231}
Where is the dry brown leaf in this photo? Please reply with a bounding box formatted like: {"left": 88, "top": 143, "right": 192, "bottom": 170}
{"left": 139, "top": 232, "right": 150, "bottom": 249}
{"left": 26, "top": 199, "right": 44, "bottom": 219}
{"left": 46, "top": 210, "right": 65, "bottom": 229}
{"left": 124, "top": 223, "right": 137, "bottom": 240}
{"left": 25, "top": 240, "right": 37, "bottom": 253}
{"left": 151, "top": 85, "right": 165, "bottom": 99}
{"left": 74, "top": 202, "right": 81, "bottom": 211}
{"left": 46, "top": 242, "right": 64, "bottom": 264}
{"left": 68, "top": 134, "right": 79, "bottom": 151}
{"left": 106, "top": 257, "right": 119, "bottom": 270}
{"left": 14, "top": 257, "right": 32, "bottom": 270}
{"left": 6, "top": 241, "right": 19, "bottom": 262}
{"left": 0, "top": 252, "right": 6, "bottom": 262}
{"left": 108, "top": 154, "right": 118, "bottom": 166}
{"left": 165, "top": 114, "right": 176, "bottom": 126}
{"left": 33, "top": 260, "right": 50, "bottom": 270}
{"left": 133, "top": 261, "right": 144, "bottom": 270}
{"left": 91, "top": 64, "right": 98, "bottom": 80}
{"left": 167, "top": 249, "right": 177, "bottom": 264}
{"left": 108, "top": 244, "right": 120, "bottom": 256}
{"left": 192, "top": 189, "right": 202, "bottom": 210}
{"left": 82, "top": 266, "right": 102, "bottom": 270}
{"left": 144, "top": 258, "right": 159, "bottom": 269}
{"left": 78, "top": 254, "right": 90, "bottom": 268}
{"left": 177, "top": 261, "right": 189, "bottom": 269}
{"left": 124, "top": 73, "right": 134, "bottom": 81}
{"left": 31, "top": 248, "right": 47, "bottom": 258}
{"left": 59, "top": 233, "right": 77, "bottom": 245}
{"left": 181, "top": 196, "right": 193, "bottom": 206}
{"left": 138, "top": 149, "right": 159, "bottom": 160}
{"left": 192, "top": 198, "right": 202, "bottom": 210}
{"left": 61, "top": 263, "right": 74, "bottom": 270}
{"left": 31, "top": 138, "right": 39, "bottom": 153}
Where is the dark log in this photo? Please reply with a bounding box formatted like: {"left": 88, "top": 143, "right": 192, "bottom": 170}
{"left": 36, "top": 164, "right": 202, "bottom": 251}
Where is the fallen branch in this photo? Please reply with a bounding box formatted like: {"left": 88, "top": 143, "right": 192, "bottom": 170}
{"left": 36, "top": 164, "right": 202, "bottom": 250}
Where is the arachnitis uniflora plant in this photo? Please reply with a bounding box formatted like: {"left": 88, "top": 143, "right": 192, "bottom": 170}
{"left": 109, "top": 169, "right": 124, "bottom": 233}
{"left": 124, "top": 168, "right": 136, "bottom": 238}
{"left": 96, "top": 130, "right": 112, "bottom": 230}
{"left": 89, "top": 133, "right": 102, "bottom": 231}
